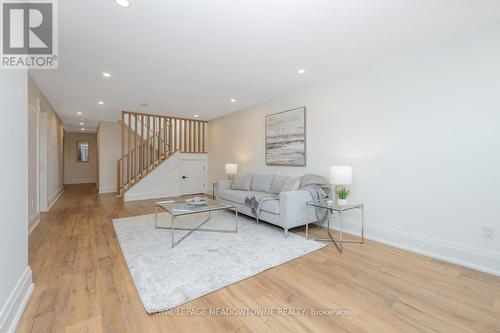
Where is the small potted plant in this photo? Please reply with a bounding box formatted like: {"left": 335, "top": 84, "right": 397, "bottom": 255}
{"left": 335, "top": 187, "right": 351, "bottom": 206}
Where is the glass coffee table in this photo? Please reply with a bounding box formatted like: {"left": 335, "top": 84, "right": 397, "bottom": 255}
{"left": 306, "top": 199, "right": 364, "bottom": 253}
{"left": 155, "top": 198, "right": 237, "bottom": 248}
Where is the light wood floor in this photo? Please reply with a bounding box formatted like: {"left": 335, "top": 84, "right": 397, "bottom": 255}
{"left": 17, "top": 184, "right": 500, "bottom": 333}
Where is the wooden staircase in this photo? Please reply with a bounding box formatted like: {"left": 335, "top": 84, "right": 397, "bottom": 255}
{"left": 117, "top": 111, "right": 207, "bottom": 197}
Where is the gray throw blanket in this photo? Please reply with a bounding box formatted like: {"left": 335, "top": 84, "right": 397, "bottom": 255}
{"left": 300, "top": 174, "right": 330, "bottom": 200}
{"left": 245, "top": 194, "right": 278, "bottom": 217}
{"left": 245, "top": 174, "right": 330, "bottom": 221}
{"left": 300, "top": 174, "right": 330, "bottom": 224}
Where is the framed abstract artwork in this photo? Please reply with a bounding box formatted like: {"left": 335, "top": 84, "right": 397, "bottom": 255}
{"left": 265, "top": 107, "right": 306, "bottom": 166}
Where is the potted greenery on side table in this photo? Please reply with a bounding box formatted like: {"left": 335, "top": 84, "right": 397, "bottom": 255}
{"left": 335, "top": 187, "right": 350, "bottom": 206}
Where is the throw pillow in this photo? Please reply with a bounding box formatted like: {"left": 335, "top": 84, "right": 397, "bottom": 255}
{"left": 230, "top": 174, "right": 253, "bottom": 191}
{"left": 270, "top": 175, "right": 290, "bottom": 194}
{"left": 280, "top": 176, "right": 300, "bottom": 192}
{"left": 250, "top": 174, "right": 274, "bottom": 192}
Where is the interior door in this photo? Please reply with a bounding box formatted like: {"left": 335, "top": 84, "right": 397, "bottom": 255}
{"left": 180, "top": 159, "right": 205, "bottom": 195}
{"left": 39, "top": 112, "right": 48, "bottom": 212}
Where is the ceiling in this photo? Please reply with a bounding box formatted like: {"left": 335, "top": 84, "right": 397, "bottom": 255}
{"left": 30, "top": 0, "right": 500, "bottom": 133}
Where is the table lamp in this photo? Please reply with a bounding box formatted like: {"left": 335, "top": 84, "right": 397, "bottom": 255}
{"left": 225, "top": 163, "right": 238, "bottom": 180}
{"left": 329, "top": 166, "right": 352, "bottom": 206}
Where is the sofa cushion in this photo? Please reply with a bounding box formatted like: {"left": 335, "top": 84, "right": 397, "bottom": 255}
{"left": 230, "top": 174, "right": 252, "bottom": 191}
{"left": 270, "top": 175, "right": 290, "bottom": 194}
{"left": 219, "top": 189, "right": 248, "bottom": 204}
{"left": 249, "top": 191, "right": 274, "bottom": 201}
{"left": 260, "top": 199, "right": 280, "bottom": 215}
{"left": 250, "top": 174, "right": 274, "bottom": 192}
{"left": 281, "top": 176, "right": 300, "bottom": 192}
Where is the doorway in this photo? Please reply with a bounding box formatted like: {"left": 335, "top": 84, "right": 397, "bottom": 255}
{"left": 180, "top": 159, "right": 206, "bottom": 195}
{"left": 38, "top": 110, "right": 48, "bottom": 212}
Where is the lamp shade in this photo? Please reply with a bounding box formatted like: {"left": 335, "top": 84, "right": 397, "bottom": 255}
{"left": 225, "top": 163, "right": 238, "bottom": 175}
{"left": 329, "top": 166, "right": 352, "bottom": 185}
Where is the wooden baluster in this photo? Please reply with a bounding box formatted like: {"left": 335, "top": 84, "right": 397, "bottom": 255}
{"left": 153, "top": 116, "right": 157, "bottom": 165}
{"left": 120, "top": 113, "right": 124, "bottom": 193}
{"left": 172, "top": 119, "right": 176, "bottom": 153}
{"left": 192, "top": 120, "right": 195, "bottom": 152}
{"left": 157, "top": 117, "right": 161, "bottom": 162}
{"left": 140, "top": 114, "right": 144, "bottom": 174}
{"left": 186, "top": 120, "right": 190, "bottom": 152}
{"left": 169, "top": 118, "right": 173, "bottom": 154}
{"left": 193, "top": 121, "right": 196, "bottom": 152}
{"left": 164, "top": 117, "right": 168, "bottom": 158}
{"left": 188, "top": 120, "right": 192, "bottom": 152}
{"left": 127, "top": 113, "right": 131, "bottom": 183}
{"left": 134, "top": 114, "right": 138, "bottom": 180}
{"left": 202, "top": 122, "right": 205, "bottom": 152}
{"left": 192, "top": 121, "right": 196, "bottom": 152}
{"left": 183, "top": 120, "right": 187, "bottom": 152}
{"left": 197, "top": 121, "right": 201, "bottom": 152}
{"left": 146, "top": 115, "right": 150, "bottom": 173}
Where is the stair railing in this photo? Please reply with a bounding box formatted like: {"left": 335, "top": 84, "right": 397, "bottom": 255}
{"left": 117, "top": 111, "right": 208, "bottom": 196}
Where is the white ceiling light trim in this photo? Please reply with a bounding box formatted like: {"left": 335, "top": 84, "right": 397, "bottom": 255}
{"left": 97, "top": 101, "right": 104, "bottom": 105}
{"left": 298, "top": 68, "right": 306, "bottom": 74}
{"left": 102, "top": 72, "right": 111, "bottom": 78}
{"left": 230, "top": 98, "right": 236, "bottom": 103}
{"left": 115, "top": 0, "right": 130, "bottom": 8}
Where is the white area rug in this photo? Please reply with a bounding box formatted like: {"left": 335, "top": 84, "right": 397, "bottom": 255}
{"left": 113, "top": 210, "right": 325, "bottom": 313}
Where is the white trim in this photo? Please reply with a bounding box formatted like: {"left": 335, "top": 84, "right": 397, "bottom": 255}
{"left": 28, "top": 212, "right": 40, "bottom": 234}
{"left": 99, "top": 186, "right": 117, "bottom": 194}
{"left": 330, "top": 218, "right": 500, "bottom": 276}
{"left": 43, "top": 187, "right": 64, "bottom": 212}
{"left": 64, "top": 178, "right": 96, "bottom": 185}
{"left": 0, "top": 267, "right": 34, "bottom": 333}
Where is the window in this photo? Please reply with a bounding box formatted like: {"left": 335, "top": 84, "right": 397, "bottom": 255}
{"left": 77, "top": 141, "right": 89, "bottom": 162}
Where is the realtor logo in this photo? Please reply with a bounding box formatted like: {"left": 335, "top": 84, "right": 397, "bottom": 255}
{"left": 1, "top": 0, "right": 58, "bottom": 69}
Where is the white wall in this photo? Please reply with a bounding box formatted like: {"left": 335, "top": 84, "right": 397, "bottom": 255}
{"left": 97, "top": 121, "right": 121, "bottom": 193}
{"left": 28, "top": 77, "right": 64, "bottom": 217}
{"left": 0, "top": 71, "right": 33, "bottom": 333}
{"left": 64, "top": 132, "right": 97, "bottom": 184}
{"left": 208, "top": 24, "right": 500, "bottom": 275}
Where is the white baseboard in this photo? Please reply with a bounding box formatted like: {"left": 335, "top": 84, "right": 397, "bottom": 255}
{"left": 99, "top": 186, "right": 117, "bottom": 194}
{"left": 124, "top": 191, "right": 180, "bottom": 202}
{"left": 44, "top": 188, "right": 63, "bottom": 212}
{"left": 330, "top": 218, "right": 500, "bottom": 276}
{"left": 64, "top": 178, "right": 96, "bottom": 185}
{"left": 28, "top": 212, "right": 40, "bottom": 234}
{"left": 0, "top": 267, "right": 34, "bottom": 333}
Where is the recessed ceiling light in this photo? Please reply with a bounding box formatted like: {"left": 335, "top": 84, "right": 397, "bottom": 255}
{"left": 298, "top": 68, "right": 306, "bottom": 74}
{"left": 140, "top": 102, "right": 148, "bottom": 107}
{"left": 98, "top": 101, "right": 104, "bottom": 105}
{"left": 79, "top": 122, "right": 84, "bottom": 126}
{"left": 115, "top": 0, "right": 131, "bottom": 8}
{"left": 230, "top": 98, "right": 236, "bottom": 103}
{"left": 194, "top": 114, "right": 199, "bottom": 118}
{"left": 102, "top": 72, "right": 111, "bottom": 78}
{"left": 80, "top": 128, "right": 85, "bottom": 131}
{"left": 76, "top": 112, "right": 83, "bottom": 115}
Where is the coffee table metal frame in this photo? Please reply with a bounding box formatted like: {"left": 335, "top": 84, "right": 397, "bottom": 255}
{"left": 155, "top": 199, "right": 238, "bottom": 248}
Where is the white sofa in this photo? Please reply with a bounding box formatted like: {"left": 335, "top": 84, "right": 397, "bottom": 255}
{"left": 216, "top": 174, "right": 318, "bottom": 235}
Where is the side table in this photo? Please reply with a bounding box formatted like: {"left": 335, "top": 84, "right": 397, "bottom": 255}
{"left": 306, "top": 200, "right": 364, "bottom": 253}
